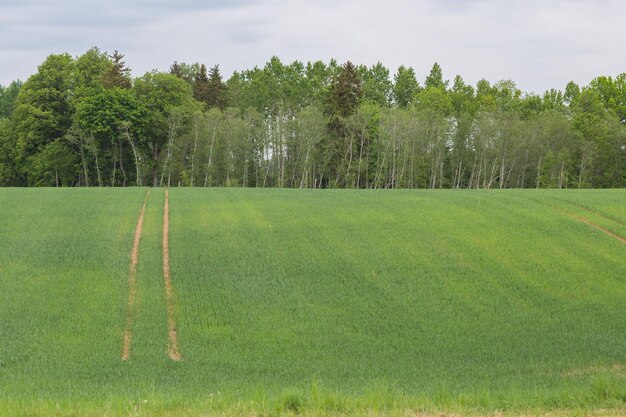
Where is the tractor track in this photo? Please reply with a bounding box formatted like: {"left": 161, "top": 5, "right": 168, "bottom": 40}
{"left": 570, "top": 214, "right": 626, "bottom": 244}
{"left": 122, "top": 189, "right": 151, "bottom": 361}
{"left": 163, "top": 189, "right": 181, "bottom": 361}
{"left": 525, "top": 195, "right": 626, "bottom": 245}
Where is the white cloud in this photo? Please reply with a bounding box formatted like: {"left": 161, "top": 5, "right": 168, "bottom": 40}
{"left": 0, "top": 0, "right": 624, "bottom": 93}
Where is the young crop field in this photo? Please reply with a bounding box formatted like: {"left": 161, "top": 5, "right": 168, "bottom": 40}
{"left": 0, "top": 188, "right": 625, "bottom": 416}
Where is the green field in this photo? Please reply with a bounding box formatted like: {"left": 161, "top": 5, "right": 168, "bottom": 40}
{"left": 0, "top": 189, "right": 625, "bottom": 416}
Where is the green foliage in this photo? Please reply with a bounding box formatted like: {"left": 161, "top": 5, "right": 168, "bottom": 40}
{"left": 133, "top": 71, "right": 201, "bottom": 185}
{"left": 0, "top": 117, "right": 16, "bottom": 184}
{"left": 11, "top": 54, "right": 74, "bottom": 184}
{"left": 1, "top": 52, "right": 625, "bottom": 189}
{"left": 325, "top": 61, "right": 362, "bottom": 118}
{"left": 415, "top": 86, "right": 454, "bottom": 114}
{"left": 319, "top": 61, "right": 364, "bottom": 187}
{"left": 73, "top": 88, "right": 149, "bottom": 185}
{"left": 543, "top": 88, "right": 565, "bottom": 112}
{"left": 207, "top": 65, "right": 227, "bottom": 110}
{"left": 76, "top": 88, "right": 147, "bottom": 141}
{"left": 27, "top": 138, "right": 77, "bottom": 186}
{"left": 169, "top": 61, "right": 200, "bottom": 86}
{"left": 70, "top": 47, "right": 112, "bottom": 105}
{"left": 393, "top": 65, "right": 419, "bottom": 108}
{"left": 0, "top": 80, "right": 22, "bottom": 118}
{"left": 102, "top": 50, "right": 132, "bottom": 89}
{"left": 359, "top": 62, "right": 392, "bottom": 107}
{"left": 565, "top": 80, "right": 581, "bottom": 106}
{"left": 192, "top": 63, "right": 210, "bottom": 105}
{"left": 425, "top": 62, "right": 448, "bottom": 90}
{"left": 193, "top": 64, "right": 227, "bottom": 110}
{"left": 450, "top": 75, "right": 475, "bottom": 115}
{"left": 305, "top": 60, "right": 336, "bottom": 107}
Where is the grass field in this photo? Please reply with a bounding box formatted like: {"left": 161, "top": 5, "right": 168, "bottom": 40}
{"left": 0, "top": 188, "right": 625, "bottom": 416}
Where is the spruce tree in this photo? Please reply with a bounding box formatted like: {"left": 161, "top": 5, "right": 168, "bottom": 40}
{"left": 169, "top": 61, "right": 183, "bottom": 78}
{"left": 321, "top": 61, "right": 363, "bottom": 187}
{"left": 193, "top": 64, "right": 210, "bottom": 106}
{"left": 103, "top": 50, "right": 131, "bottom": 89}
{"left": 207, "top": 65, "right": 227, "bottom": 110}
{"left": 325, "top": 61, "right": 362, "bottom": 118}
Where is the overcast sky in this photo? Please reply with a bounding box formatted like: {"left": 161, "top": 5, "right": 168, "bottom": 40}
{"left": 1, "top": 0, "right": 625, "bottom": 93}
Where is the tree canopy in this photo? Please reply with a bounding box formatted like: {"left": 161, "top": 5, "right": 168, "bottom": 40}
{"left": 0, "top": 48, "right": 624, "bottom": 188}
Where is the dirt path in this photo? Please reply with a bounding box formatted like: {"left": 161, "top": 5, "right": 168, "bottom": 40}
{"left": 526, "top": 196, "right": 626, "bottom": 245}
{"left": 163, "top": 189, "right": 181, "bottom": 361}
{"left": 122, "top": 189, "right": 151, "bottom": 361}
{"left": 570, "top": 214, "right": 626, "bottom": 244}
{"left": 553, "top": 196, "right": 626, "bottom": 227}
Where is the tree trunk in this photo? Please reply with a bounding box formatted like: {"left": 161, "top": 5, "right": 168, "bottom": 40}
{"left": 536, "top": 155, "right": 542, "bottom": 189}
{"left": 94, "top": 152, "right": 102, "bottom": 187}
{"left": 79, "top": 137, "right": 89, "bottom": 187}
{"left": 204, "top": 124, "right": 218, "bottom": 187}
{"left": 152, "top": 142, "right": 158, "bottom": 187}
{"left": 191, "top": 117, "right": 199, "bottom": 187}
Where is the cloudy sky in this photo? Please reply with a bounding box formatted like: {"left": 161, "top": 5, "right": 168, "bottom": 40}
{"left": 1, "top": 0, "right": 624, "bottom": 93}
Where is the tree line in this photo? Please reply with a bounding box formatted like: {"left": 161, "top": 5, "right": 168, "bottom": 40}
{"left": 0, "top": 48, "right": 624, "bottom": 188}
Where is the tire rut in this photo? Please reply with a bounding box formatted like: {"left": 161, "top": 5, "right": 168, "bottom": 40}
{"left": 526, "top": 196, "right": 626, "bottom": 245}
{"left": 570, "top": 214, "right": 626, "bottom": 244}
{"left": 122, "top": 189, "right": 151, "bottom": 361}
{"left": 163, "top": 189, "right": 181, "bottom": 361}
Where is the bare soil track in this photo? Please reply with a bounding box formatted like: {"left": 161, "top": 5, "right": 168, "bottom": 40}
{"left": 553, "top": 196, "right": 626, "bottom": 227}
{"left": 527, "top": 196, "right": 626, "bottom": 245}
{"left": 163, "top": 189, "right": 181, "bottom": 361}
{"left": 571, "top": 214, "right": 626, "bottom": 244}
{"left": 122, "top": 189, "right": 151, "bottom": 361}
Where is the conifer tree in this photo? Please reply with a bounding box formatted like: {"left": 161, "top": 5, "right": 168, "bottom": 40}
{"left": 320, "top": 61, "right": 363, "bottom": 187}
{"left": 207, "top": 65, "right": 227, "bottom": 110}
{"left": 103, "top": 50, "right": 131, "bottom": 89}
{"left": 169, "top": 61, "right": 183, "bottom": 78}
{"left": 325, "top": 61, "right": 362, "bottom": 118}
{"left": 193, "top": 64, "right": 210, "bottom": 106}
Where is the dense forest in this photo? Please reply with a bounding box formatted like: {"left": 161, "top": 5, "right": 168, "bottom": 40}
{"left": 0, "top": 48, "right": 624, "bottom": 188}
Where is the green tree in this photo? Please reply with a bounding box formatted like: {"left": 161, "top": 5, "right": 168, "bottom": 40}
{"left": 415, "top": 87, "right": 453, "bottom": 115}
{"left": 12, "top": 53, "right": 74, "bottom": 185}
{"left": 0, "top": 80, "right": 23, "bottom": 118}
{"left": 75, "top": 88, "right": 148, "bottom": 185}
{"left": 193, "top": 64, "right": 210, "bottom": 106}
{"left": 542, "top": 89, "right": 564, "bottom": 112}
{"left": 27, "top": 139, "right": 77, "bottom": 186}
{"left": 70, "top": 48, "right": 111, "bottom": 106}
{"left": 450, "top": 75, "right": 475, "bottom": 116}
{"left": 207, "top": 65, "right": 227, "bottom": 110}
{"left": 102, "top": 50, "right": 132, "bottom": 89}
{"left": 169, "top": 61, "right": 184, "bottom": 78}
{"left": 0, "top": 118, "right": 16, "bottom": 184}
{"left": 321, "top": 61, "right": 363, "bottom": 187}
{"left": 133, "top": 71, "right": 200, "bottom": 186}
{"left": 393, "top": 66, "right": 419, "bottom": 109}
{"left": 325, "top": 61, "right": 362, "bottom": 118}
{"left": 589, "top": 74, "right": 626, "bottom": 124}
{"left": 571, "top": 89, "right": 625, "bottom": 187}
{"left": 169, "top": 61, "right": 200, "bottom": 87}
{"left": 476, "top": 79, "right": 496, "bottom": 110}
{"left": 305, "top": 60, "right": 334, "bottom": 108}
{"left": 425, "top": 62, "right": 448, "bottom": 90}
{"left": 360, "top": 62, "right": 392, "bottom": 107}
{"left": 564, "top": 81, "right": 581, "bottom": 106}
